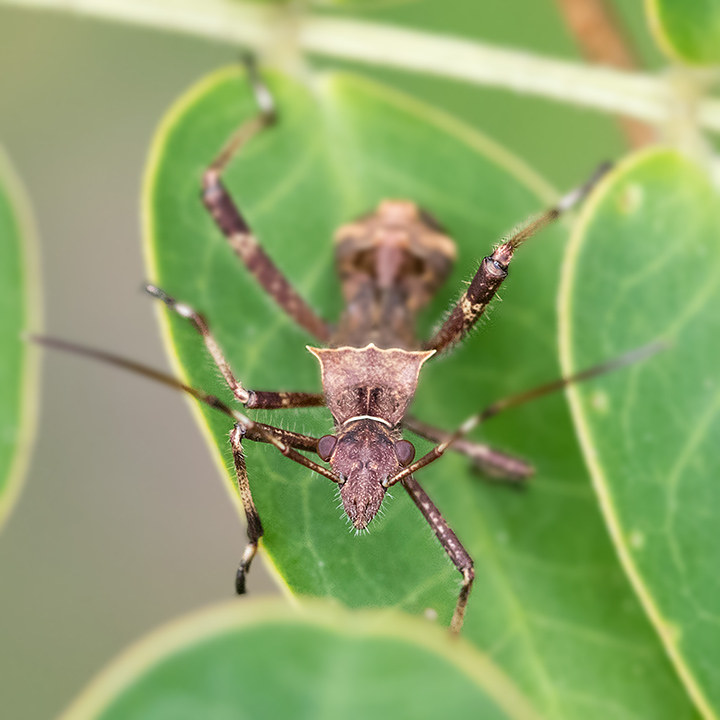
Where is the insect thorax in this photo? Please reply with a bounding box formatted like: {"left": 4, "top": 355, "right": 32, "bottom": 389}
{"left": 307, "top": 344, "right": 435, "bottom": 428}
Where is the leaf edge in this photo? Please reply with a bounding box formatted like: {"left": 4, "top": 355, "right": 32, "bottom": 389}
{"left": 58, "top": 597, "right": 542, "bottom": 720}
{"left": 558, "top": 146, "right": 718, "bottom": 720}
{"left": 0, "top": 146, "right": 42, "bottom": 532}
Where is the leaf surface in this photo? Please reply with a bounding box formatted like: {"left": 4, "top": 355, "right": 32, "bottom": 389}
{"left": 0, "top": 148, "right": 39, "bottom": 531}
{"left": 647, "top": 0, "right": 720, "bottom": 64}
{"left": 561, "top": 149, "right": 720, "bottom": 720}
{"left": 61, "top": 599, "right": 537, "bottom": 720}
{"left": 145, "top": 68, "right": 696, "bottom": 718}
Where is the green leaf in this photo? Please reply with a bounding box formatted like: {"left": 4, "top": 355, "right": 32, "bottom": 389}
{"left": 60, "top": 599, "right": 539, "bottom": 720}
{"left": 145, "top": 68, "right": 696, "bottom": 718}
{"left": 0, "top": 148, "right": 40, "bottom": 531}
{"left": 560, "top": 149, "right": 720, "bottom": 719}
{"left": 646, "top": 0, "right": 720, "bottom": 64}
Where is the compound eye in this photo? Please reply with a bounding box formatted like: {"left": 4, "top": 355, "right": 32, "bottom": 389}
{"left": 317, "top": 435, "right": 338, "bottom": 462}
{"left": 394, "top": 439, "right": 415, "bottom": 467}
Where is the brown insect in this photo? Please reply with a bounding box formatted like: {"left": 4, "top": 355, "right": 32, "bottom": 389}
{"left": 36, "top": 62, "right": 654, "bottom": 633}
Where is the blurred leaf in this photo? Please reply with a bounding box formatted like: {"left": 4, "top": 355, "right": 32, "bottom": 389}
{"left": 561, "top": 149, "right": 720, "bottom": 719}
{"left": 61, "top": 599, "right": 539, "bottom": 720}
{"left": 0, "top": 148, "right": 40, "bottom": 531}
{"left": 145, "top": 68, "right": 696, "bottom": 718}
{"left": 311, "top": 0, "right": 416, "bottom": 7}
{"left": 228, "top": 0, "right": 416, "bottom": 6}
{"left": 646, "top": 0, "right": 720, "bottom": 64}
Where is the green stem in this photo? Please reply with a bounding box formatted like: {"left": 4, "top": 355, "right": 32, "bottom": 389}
{"left": 3, "top": 0, "right": 720, "bottom": 133}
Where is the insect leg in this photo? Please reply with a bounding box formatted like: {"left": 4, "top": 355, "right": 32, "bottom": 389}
{"left": 33, "top": 334, "right": 338, "bottom": 482}
{"left": 402, "top": 475, "right": 474, "bottom": 633}
{"left": 244, "top": 421, "right": 318, "bottom": 453}
{"left": 201, "top": 56, "right": 332, "bottom": 343}
{"left": 388, "top": 341, "right": 663, "bottom": 487}
{"left": 146, "top": 284, "right": 323, "bottom": 409}
{"left": 230, "top": 423, "right": 264, "bottom": 594}
{"left": 424, "top": 163, "right": 610, "bottom": 354}
{"left": 403, "top": 415, "right": 533, "bottom": 482}
{"left": 244, "top": 391, "right": 324, "bottom": 411}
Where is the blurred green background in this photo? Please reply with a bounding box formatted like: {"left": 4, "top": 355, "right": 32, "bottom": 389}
{"left": 0, "top": 2, "right": 660, "bottom": 717}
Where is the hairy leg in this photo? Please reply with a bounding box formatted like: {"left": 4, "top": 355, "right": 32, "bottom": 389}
{"left": 425, "top": 164, "right": 610, "bottom": 354}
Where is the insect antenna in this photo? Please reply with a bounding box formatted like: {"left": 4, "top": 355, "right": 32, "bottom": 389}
{"left": 29, "top": 334, "right": 240, "bottom": 416}
{"left": 386, "top": 340, "right": 667, "bottom": 487}
{"left": 29, "top": 335, "right": 341, "bottom": 484}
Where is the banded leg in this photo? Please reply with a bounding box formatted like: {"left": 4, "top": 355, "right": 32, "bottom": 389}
{"left": 246, "top": 391, "right": 324, "bottom": 411}
{"left": 146, "top": 284, "right": 324, "bottom": 410}
{"left": 230, "top": 424, "right": 263, "bottom": 593}
{"left": 201, "top": 57, "right": 331, "bottom": 343}
{"left": 403, "top": 415, "right": 533, "bottom": 482}
{"left": 424, "top": 163, "right": 611, "bottom": 354}
{"left": 231, "top": 421, "right": 329, "bottom": 594}
{"left": 402, "top": 475, "right": 474, "bottom": 634}
{"left": 245, "top": 421, "right": 319, "bottom": 453}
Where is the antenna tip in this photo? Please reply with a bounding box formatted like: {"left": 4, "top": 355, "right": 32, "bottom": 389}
{"left": 594, "top": 160, "right": 614, "bottom": 177}
{"left": 557, "top": 161, "right": 614, "bottom": 212}
{"left": 238, "top": 51, "right": 276, "bottom": 124}
{"left": 144, "top": 284, "right": 173, "bottom": 306}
